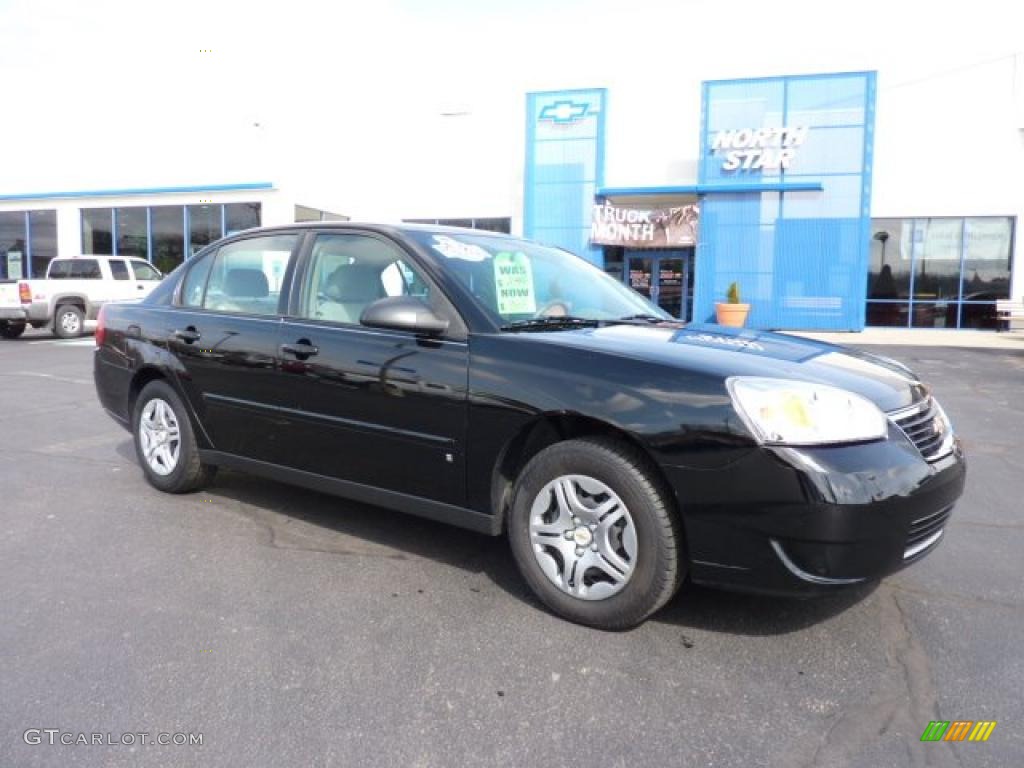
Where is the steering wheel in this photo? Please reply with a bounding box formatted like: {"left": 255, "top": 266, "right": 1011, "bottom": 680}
{"left": 534, "top": 300, "right": 571, "bottom": 318}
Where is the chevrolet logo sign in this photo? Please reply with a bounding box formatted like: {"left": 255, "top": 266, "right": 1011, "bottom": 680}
{"left": 538, "top": 100, "right": 590, "bottom": 125}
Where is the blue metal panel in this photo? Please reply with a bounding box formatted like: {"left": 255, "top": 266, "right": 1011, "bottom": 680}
{"left": 598, "top": 182, "right": 824, "bottom": 196}
{"left": 0, "top": 182, "right": 274, "bottom": 202}
{"left": 524, "top": 89, "right": 606, "bottom": 265}
{"left": 695, "top": 72, "right": 876, "bottom": 331}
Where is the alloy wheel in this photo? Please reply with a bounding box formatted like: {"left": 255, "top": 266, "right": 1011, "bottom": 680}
{"left": 139, "top": 398, "right": 181, "bottom": 476}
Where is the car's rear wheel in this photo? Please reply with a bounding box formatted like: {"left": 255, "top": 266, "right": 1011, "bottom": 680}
{"left": 507, "top": 438, "right": 684, "bottom": 630}
{"left": 133, "top": 380, "right": 215, "bottom": 493}
{"left": 0, "top": 321, "right": 26, "bottom": 339}
{"left": 54, "top": 305, "right": 84, "bottom": 338}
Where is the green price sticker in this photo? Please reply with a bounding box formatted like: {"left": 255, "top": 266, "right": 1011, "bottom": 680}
{"left": 494, "top": 251, "right": 536, "bottom": 315}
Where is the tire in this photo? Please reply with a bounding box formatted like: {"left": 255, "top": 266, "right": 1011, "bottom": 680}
{"left": 507, "top": 437, "right": 684, "bottom": 630}
{"left": 0, "top": 321, "right": 26, "bottom": 339}
{"left": 132, "top": 379, "right": 216, "bottom": 493}
{"left": 53, "top": 304, "right": 85, "bottom": 339}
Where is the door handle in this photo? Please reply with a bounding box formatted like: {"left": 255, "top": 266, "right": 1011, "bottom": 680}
{"left": 280, "top": 340, "right": 319, "bottom": 358}
{"left": 137, "top": 284, "right": 145, "bottom": 290}
{"left": 173, "top": 327, "right": 201, "bottom": 343}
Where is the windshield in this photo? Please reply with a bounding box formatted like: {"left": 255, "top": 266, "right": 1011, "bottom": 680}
{"left": 408, "top": 231, "right": 671, "bottom": 326}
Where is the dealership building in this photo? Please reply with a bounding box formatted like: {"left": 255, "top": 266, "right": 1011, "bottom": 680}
{"left": 2, "top": 60, "right": 1021, "bottom": 332}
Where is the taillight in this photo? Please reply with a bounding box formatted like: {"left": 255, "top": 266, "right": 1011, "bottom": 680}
{"left": 18, "top": 282, "right": 31, "bottom": 304}
{"left": 95, "top": 304, "right": 107, "bottom": 347}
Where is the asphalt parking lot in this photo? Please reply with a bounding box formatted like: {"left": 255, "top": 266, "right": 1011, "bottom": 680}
{"left": 1, "top": 329, "right": 1021, "bottom": 767}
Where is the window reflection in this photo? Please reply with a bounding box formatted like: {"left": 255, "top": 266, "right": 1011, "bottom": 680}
{"left": 0, "top": 211, "right": 27, "bottom": 279}
{"left": 82, "top": 208, "right": 113, "bottom": 254}
{"left": 963, "top": 217, "right": 1011, "bottom": 300}
{"left": 116, "top": 207, "right": 148, "bottom": 258}
{"left": 867, "top": 216, "right": 1014, "bottom": 329}
{"left": 867, "top": 220, "right": 909, "bottom": 299}
{"left": 151, "top": 206, "right": 185, "bottom": 275}
{"left": 28, "top": 210, "right": 57, "bottom": 277}
{"left": 225, "top": 202, "right": 260, "bottom": 235}
{"left": 188, "top": 205, "right": 222, "bottom": 257}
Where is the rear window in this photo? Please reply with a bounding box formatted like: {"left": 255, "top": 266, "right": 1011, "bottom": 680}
{"left": 110, "top": 260, "right": 130, "bottom": 280}
{"left": 47, "top": 261, "right": 72, "bottom": 279}
{"left": 68, "top": 260, "right": 102, "bottom": 279}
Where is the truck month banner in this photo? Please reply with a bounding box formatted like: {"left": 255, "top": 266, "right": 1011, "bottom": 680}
{"left": 590, "top": 202, "right": 699, "bottom": 248}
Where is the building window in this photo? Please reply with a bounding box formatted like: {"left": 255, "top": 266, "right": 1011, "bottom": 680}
{"left": 80, "top": 202, "right": 262, "bottom": 274}
{"left": 0, "top": 209, "right": 58, "bottom": 278}
{"left": 0, "top": 211, "right": 27, "bottom": 279}
{"left": 28, "top": 210, "right": 57, "bottom": 276}
{"left": 151, "top": 205, "right": 185, "bottom": 275}
{"left": 82, "top": 208, "right": 114, "bottom": 255}
{"left": 115, "top": 207, "right": 148, "bottom": 259}
{"left": 867, "top": 216, "right": 1014, "bottom": 330}
{"left": 187, "top": 204, "right": 222, "bottom": 257}
{"left": 226, "top": 202, "right": 261, "bottom": 235}
{"left": 404, "top": 217, "right": 511, "bottom": 234}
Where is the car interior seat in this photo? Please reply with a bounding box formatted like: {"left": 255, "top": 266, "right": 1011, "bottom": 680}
{"left": 217, "top": 268, "right": 270, "bottom": 314}
{"left": 317, "top": 263, "right": 385, "bottom": 324}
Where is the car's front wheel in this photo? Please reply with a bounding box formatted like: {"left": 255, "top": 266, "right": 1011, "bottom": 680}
{"left": 507, "top": 438, "right": 684, "bottom": 630}
{"left": 132, "top": 380, "right": 215, "bottom": 493}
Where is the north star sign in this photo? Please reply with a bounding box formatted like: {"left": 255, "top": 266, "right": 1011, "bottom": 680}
{"left": 711, "top": 125, "right": 809, "bottom": 171}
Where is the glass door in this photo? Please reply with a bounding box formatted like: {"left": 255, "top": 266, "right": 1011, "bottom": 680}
{"left": 626, "top": 249, "right": 693, "bottom": 320}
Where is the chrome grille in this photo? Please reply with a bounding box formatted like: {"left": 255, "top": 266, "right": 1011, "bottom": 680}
{"left": 904, "top": 505, "right": 953, "bottom": 561}
{"left": 889, "top": 397, "right": 953, "bottom": 461}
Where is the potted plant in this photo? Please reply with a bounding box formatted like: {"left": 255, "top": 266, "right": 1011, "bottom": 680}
{"left": 715, "top": 281, "right": 751, "bottom": 327}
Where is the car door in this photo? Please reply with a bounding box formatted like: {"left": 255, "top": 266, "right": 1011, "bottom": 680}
{"left": 276, "top": 231, "right": 469, "bottom": 506}
{"left": 165, "top": 232, "right": 300, "bottom": 462}
{"left": 107, "top": 258, "right": 136, "bottom": 302}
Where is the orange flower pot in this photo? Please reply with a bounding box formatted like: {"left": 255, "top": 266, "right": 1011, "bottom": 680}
{"left": 715, "top": 302, "right": 751, "bottom": 327}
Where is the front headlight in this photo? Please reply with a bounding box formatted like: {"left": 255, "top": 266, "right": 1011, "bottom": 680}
{"left": 727, "top": 377, "right": 888, "bottom": 446}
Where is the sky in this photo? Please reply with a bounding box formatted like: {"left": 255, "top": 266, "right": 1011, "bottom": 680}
{"left": 1, "top": 0, "right": 1022, "bottom": 218}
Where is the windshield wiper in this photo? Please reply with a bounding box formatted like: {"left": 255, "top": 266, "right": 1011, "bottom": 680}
{"left": 500, "top": 316, "right": 600, "bottom": 332}
{"left": 614, "top": 314, "right": 667, "bottom": 323}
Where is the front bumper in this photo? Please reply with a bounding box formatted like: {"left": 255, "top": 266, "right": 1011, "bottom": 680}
{"left": 665, "top": 425, "right": 966, "bottom": 595}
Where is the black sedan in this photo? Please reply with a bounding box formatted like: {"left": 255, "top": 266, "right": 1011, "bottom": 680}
{"left": 94, "top": 223, "right": 965, "bottom": 629}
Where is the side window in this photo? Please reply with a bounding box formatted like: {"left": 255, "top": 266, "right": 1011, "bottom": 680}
{"left": 48, "top": 261, "right": 72, "bottom": 279}
{"left": 69, "top": 259, "right": 101, "bottom": 279}
{"left": 202, "top": 234, "right": 297, "bottom": 316}
{"left": 180, "top": 252, "right": 215, "bottom": 308}
{"left": 110, "top": 260, "right": 130, "bottom": 280}
{"left": 301, "top": 234, "right": 431, "bottom": 325}
{"left": 131, "top": 261, "right": 162, "bottom": 281}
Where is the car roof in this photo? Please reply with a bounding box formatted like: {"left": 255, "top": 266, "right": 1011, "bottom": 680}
{"left": 52, "top": 254, "right": 149, "bottom": 261}
{"left": 236, "top": 221, "right": 520, "bottom": 240}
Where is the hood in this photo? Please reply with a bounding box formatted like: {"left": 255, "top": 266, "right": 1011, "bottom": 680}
{"left": 511, "top": 322, "right": 927, "bottom": 412}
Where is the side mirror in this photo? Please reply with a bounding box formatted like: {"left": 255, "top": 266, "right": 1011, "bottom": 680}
{"left": 360, "top": 296, "right": 449, "bottom": 336}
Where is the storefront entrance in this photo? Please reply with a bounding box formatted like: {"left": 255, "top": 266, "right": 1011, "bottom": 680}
{"left": 624, "top": 249, "right": 694, "bottom": 321}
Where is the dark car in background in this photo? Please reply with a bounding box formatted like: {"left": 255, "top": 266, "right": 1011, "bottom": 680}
{"left": 93, "top": 223, "right": 966, "bottom": 629}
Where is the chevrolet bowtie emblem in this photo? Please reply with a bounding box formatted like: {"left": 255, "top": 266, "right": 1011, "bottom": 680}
{"left": 538, "top": 100, "right": 590, "bottom": 125}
